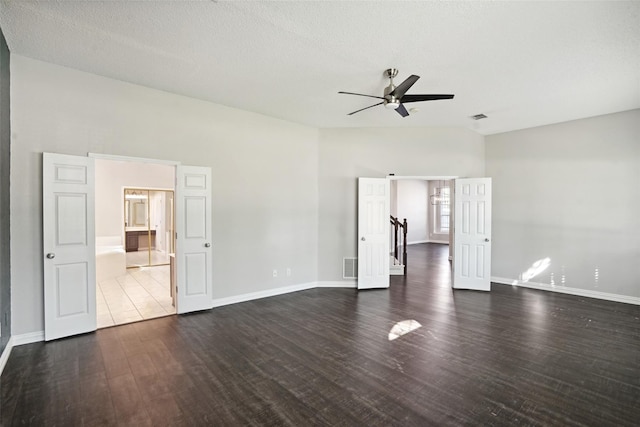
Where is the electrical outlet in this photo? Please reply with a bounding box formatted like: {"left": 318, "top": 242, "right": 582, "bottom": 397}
{"left": 286, "top": 268, "right": 291, "bottom": 277}
{"left": 272, "top": 269, "right": 278, "bottom": 278}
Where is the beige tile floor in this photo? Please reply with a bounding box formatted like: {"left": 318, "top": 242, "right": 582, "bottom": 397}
{"left": 97, "top": 265, "right": 175, "bottom": 328}
{"left": 126, "top": 249, "right": 171, "bottom": 268}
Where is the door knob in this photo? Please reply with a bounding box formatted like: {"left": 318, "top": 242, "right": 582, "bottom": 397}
{"left": 46, "top": 253, "right": 55, "bottom": 259}
{"left": 484, "top": 238, "right": 490, "bottom": 242}
{"left": 204, "top": 243, "right": 211, "bottom": 248}
{"left": 361, "top": 237, "right": 366, "bottom": 241}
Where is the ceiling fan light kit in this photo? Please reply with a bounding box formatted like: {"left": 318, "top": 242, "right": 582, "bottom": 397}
{"left": 339, "top": 68, "right": 454, "bottom": 117}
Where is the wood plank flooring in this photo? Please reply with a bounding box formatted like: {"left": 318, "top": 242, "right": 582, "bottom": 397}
{"left": 1, "top": 243, "right": 639, "bottom": 426}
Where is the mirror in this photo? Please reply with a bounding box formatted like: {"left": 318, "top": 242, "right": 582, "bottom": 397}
{"left": 124, "top": 189, "right": 148, "bottom": 229}
{"left": 124, "top": 188, "right": 175, "bottom": 267}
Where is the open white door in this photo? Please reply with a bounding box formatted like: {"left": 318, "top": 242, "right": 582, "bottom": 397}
{"left": 175, "top": 165, "right": 213, "bottom": 313}
{"left": 357, "top": 178, "right": 390, "bottom": 289}
{"left": 43, "top": 153, "right": 96, "bottom": 341}
{"left": 453, "top": 178, "right": 492, "bottom": 291}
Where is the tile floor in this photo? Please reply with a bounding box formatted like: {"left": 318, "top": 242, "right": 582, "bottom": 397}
{"left": 125, "top": 249, "right": 171, "bottom": 268}
{"left": 97, "top": 265, "right": 175, "bottom": 328}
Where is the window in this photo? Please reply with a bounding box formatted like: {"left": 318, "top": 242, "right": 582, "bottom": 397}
{"left": 434, "top": 186, "right": 450, "bottom": 234}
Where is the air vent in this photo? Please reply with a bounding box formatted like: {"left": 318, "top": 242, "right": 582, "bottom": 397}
{"left": 343, "top": 257, "right": 358, "bottom": 279}
{"left": 471, "top": 113, "right": 488, "bottom": 120}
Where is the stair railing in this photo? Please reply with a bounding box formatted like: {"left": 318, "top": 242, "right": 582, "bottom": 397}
{"left": 390, "top": 215, "right": 408, "bottom": 275}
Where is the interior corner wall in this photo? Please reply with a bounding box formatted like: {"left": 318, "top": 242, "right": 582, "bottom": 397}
{"left": 485, "top": 109, "right": 640, "bottom": 299}
{"left": 396, "top": 180, "right": 428, "bottom": 244}
{"left": 317, "top": 127, "right": 485, "bottom": 282}
{"left": 0, "top": 29, "right": 11, "bottom": 351}
{"left": 10, "top": 55, "right": 319, "bottom": 336}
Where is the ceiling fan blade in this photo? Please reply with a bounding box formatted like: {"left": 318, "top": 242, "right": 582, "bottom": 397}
{"left": 395, "top": 103, "right": 409, "bottom": 117}
{"left": 338, "top": 91, "right": 385, "bottom": 100}
{"left": 401, "top": 94, "right": 455, "bottom": 103}
{"left": 390, "top": 75, "right": 420, "bottom": 98}
{"left": 347, "top": 102, "right": 384, "bottom": 115}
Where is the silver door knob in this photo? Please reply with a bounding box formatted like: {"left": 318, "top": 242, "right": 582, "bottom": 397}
{"left": 485, "top": 238, "right": 490, "bottom": 242}
{"left": 46, "top": 253, "right": 55, "bottom": 259}
{"left": 204, "top": 243, "right": 211, "bottom": 248}
{"left": 361, "top": 237, "right": 366, "bottom": 241}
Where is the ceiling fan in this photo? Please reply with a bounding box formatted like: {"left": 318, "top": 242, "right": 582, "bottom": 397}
{"left": 338, "top": 68, "right": 454, "bottom": 117}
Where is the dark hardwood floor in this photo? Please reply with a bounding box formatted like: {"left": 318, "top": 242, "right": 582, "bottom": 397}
{"left": 1, "top": 243, "right": 639, "bottom": 426}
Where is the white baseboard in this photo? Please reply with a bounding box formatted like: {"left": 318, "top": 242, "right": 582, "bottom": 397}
{"left": 211, "top": 282, "right": 317, "bottom": 308}
{"left": 317, "top": 280, "right": 357, "bottom": 288}
{"left": 492, "top": 276, "right": 640, "bottom": 306}
{"left": 13, "top": 330, "right": 45, "bottom": 346}
{"left": 0, "top": 336, "right": 14, "bottom": 377}
{"left": 427, "top": 240, "right": 449, "bottom": 245}
{"left": 407, "top": 240, "right": 450, "bottom": 245}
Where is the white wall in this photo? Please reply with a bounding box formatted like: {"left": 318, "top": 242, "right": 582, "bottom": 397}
{"left": 485, "top": 109, "right": 640, "bottom": 299}
{"left": 10, "top": 56, "right": 319, "bottom": 335}
{"left": 318, "top": 127, "right": 485, "bottom": 282}
{"left": 396, "top": 180, "right": 428, "bottom": 244}
{"left": 95, "top": 160, "right": 175, "bottom": 240}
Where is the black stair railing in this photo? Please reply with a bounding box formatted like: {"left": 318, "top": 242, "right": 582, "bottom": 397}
{"left": 390, "top": 215, "right": 408, "bottom": 275}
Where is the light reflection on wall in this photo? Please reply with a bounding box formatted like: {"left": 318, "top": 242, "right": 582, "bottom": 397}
{"left": 512, "top": 257, "right": 551, "bottom": 286}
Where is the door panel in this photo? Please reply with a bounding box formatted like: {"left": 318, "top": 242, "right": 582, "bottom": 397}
{"left": 453, "top": 178, "right": 492, "bottom": 291}
{"left": 358, "top": 178, "right": 390, "bottom": 289}
{"left": 43, "top": 153, "right": 96, "bottom": 341}
{"left": 176, "top": 165, "right": 213, "bottom": 313}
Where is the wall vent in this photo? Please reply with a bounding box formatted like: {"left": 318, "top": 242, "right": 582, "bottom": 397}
{"left": 343, "top": 257, "right": 358, "bottom": 279}
{"left": 470, "top": 113, "right": 488, "bottom": 120}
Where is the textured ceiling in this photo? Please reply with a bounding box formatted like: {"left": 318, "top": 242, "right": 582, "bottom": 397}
{"left": 1, "top": 1, "right": 639, "bottom": 134}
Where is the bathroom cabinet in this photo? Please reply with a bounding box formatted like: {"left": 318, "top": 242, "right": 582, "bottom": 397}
{"left": 125, "top": 229, "right": 156, "bottom": 252}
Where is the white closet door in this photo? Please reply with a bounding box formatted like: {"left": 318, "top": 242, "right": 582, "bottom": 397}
{"left": 175, "top": 165, "right": 213, "bottom": 313}
{"left": 357, "top": 177, "right": 390, "bottom": 289}
{"left": 453, "top": 178, "right": 492, "bottom": 291}
{"left": 43, "top": 153, "right": 97, "bottom": 341}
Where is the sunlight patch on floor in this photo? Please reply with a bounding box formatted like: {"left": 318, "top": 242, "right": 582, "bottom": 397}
{"left": 388, "top": 319, "right": 422, "bottom": 341}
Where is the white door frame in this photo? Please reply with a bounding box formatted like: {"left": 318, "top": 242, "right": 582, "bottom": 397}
{"left": 89, "top": 153, "right": 182, "bottom": 316}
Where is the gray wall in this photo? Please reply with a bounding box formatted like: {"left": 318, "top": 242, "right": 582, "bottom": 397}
{"left": 485, "top": 109, "right": 640, "bottom": 298}
{"left": 317, "top": 127, "right": 485, "bottom": 281}
{"left": 0, "top": 29, "right": 10, "bottom": 351}
{"left": 10, "top": 55, "right": 319, "bottom": 336}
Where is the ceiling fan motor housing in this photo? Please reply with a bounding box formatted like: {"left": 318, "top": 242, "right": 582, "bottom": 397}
{"left": 383, "top": 83, "right": 400, "bottom": 109}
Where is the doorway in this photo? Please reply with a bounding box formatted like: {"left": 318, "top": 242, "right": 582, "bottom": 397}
{"left": 389, "top": 177, "right": 454, "bottom": 279}
{"left": 95, "top": 159, "right": 176, "bottom": 328}
{"left": 43, "top": 152, "right": 214, "bottom": 341}
{"left": 357, "top": 176, "right": 492, "bottom": 291}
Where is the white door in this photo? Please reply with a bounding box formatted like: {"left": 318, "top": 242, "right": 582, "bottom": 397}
{"left": 175, "top": 165, "right": 213, "bottom": 313}
{"left": 43, "top": 153, "right": 97, "bottom": 341}
{"left": 453, "top": 178, "right": 492, "bottom": 291}
{"left": 357, "top": 178, "right": 390, "bottom": 289}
